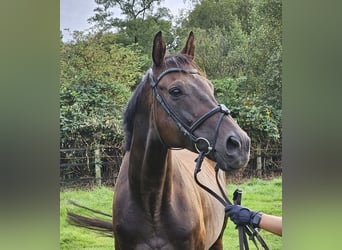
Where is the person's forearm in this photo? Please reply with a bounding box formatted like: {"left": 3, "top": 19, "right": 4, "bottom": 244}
{"left": 259, "top": 214, "right": 282, "bottom": 236}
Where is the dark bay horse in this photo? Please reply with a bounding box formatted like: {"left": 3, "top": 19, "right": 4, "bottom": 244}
{"left": 68, "top": 31, "right": 250, "bottom": 250}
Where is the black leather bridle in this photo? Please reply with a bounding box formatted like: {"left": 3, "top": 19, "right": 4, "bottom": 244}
{"left": 149, "top": 67, "right": 230, "bottom": 155}
{"left": 149, "top": 67, "right": 269, "bottom": 250}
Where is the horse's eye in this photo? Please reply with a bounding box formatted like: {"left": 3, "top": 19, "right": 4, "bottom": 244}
{"left": 169, "top": 87, "right": 183, "bottom": 97}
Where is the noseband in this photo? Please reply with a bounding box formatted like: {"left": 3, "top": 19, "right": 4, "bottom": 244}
{"left": 149, "top": 67, "right": 230, "bottom": 154}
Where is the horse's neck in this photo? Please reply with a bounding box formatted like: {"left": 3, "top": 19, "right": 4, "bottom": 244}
{"left": 128, "top": 117, "right": 172, "bottom": 213}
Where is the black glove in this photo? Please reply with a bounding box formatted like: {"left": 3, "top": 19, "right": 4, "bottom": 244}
{"left": 225, "top": 204, "right": 263, "bottom": 228}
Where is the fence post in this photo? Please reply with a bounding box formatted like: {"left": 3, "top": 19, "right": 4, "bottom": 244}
{"left": 95, "top": 145, "right": 102, "bottom": 186}
{"left": 256, "top": 144, "right": 262, "bottom": 178}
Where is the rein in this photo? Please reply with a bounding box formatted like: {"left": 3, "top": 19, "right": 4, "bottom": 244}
{"left": 194, "top": 152, "right": 269, "bottom": 250}
{"left": 150, "top": 67, "right": 269, "bottom": 250}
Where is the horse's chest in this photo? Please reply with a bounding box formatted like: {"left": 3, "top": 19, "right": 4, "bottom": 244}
{"left": 115, "top": 208, "right": 201, "bottom": 250}
{"left": 135, "top": 235, "right": 175, "bottom": 250}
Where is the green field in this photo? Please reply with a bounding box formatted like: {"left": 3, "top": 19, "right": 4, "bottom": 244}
{"left": 60, "top": 177, "right": 282, "bottom": 249}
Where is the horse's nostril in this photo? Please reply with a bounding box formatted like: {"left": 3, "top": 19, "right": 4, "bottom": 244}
{"left": 226, "top": 136, "right": 241, "bottom": 154}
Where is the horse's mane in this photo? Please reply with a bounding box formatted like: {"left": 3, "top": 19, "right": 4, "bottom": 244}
{"left": 123, "top": 74, "right": 147, "bottom": 151}
{"left": 123, "top": 54, "right": 200, "bottom": 151}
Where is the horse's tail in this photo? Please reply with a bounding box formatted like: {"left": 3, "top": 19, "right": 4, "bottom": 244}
{"left": 67, "top": 200, "right": 113, "bottom": 237}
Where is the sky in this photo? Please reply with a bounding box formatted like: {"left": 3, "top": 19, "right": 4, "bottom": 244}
{"left": 60, "top": 0, "right": 192, "bottom": 41}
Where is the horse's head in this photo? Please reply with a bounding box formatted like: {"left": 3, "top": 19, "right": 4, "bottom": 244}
{"left": 145, "top": 31, "right": 250, "bottom": 172}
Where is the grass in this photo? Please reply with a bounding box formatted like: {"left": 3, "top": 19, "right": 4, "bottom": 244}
{"left": 60, "top": 187, "right": 114, "bottom": 250}
{"left": 60, "top": 177, "right": 282, "bottom": 249}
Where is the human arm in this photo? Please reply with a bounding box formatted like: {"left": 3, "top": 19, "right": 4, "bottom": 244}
{"left": 258, "top": 213, "right": 282, "bottom": 236}
{"left": 225, "top": 204, "right": 282, "bottom": 236}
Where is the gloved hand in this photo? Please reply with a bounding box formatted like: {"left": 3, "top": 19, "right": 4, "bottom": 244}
{"left": 225, "top": 204, "right": 263, "bottom": 228}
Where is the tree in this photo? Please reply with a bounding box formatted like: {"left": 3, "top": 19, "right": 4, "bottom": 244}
{"left": 244, "top": 0, "right": 282, "bottom": 110}
{"left": 178, "top": 0, "right": 248, "bottom": 79}
{"left": 214, "top": 77, "right": 280, "bottom": 149}
{"left": 177, "top": 0, "right": 282, "bottom": 149}
{"left": 185, "top": 25, "right": 248, "bottom": 79}
{"left": 185, "top": 0, "right": 236, "bottom": 31}
{"left": 88, "top": 0, "right": 174, "bottom": 54}
{"left": 60, "top": 32, "right": 149, "bottom": 149}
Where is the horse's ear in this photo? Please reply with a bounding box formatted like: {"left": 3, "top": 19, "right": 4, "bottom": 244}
{"left": 180, "top": 31, "right": 195, "bottom": 60}
{"left": 152, "top": 31, "right": 166, "bottom": 68}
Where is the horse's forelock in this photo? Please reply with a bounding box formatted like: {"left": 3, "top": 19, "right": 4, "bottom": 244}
{"left": 165, "top": 54, "right": 191, "bottom": 67}
{"left": 165, "top": 54, "right": 203, "bottom": 75}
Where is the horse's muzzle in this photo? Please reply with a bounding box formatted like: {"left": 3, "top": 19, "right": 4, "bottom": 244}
{"left": 218, "top": 133, "right": 250, "bottom": 171}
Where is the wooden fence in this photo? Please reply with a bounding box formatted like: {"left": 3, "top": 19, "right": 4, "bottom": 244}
{"left": 60, "top": 146, "right": 281, "bottom": 189}
{"left": 60, "top": 145, "right": 123, "bottom": 189}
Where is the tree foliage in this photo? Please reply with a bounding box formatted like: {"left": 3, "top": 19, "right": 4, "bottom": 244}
{"left": 60, "top": 0, "right": 282, "bottom": 152}
{"left": 214, "top": 77, "right": 280, "bottom": 148}
{"left": 89, "top": 0, "right": 174, "bottom": 54}
{"left": 178, "top": 0, "right": 282, "bottom": 147}
{"left": 60, "top": 32, "right": 149, "bottom": 148}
